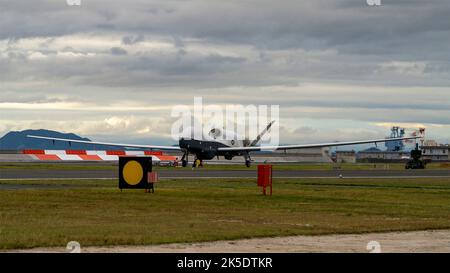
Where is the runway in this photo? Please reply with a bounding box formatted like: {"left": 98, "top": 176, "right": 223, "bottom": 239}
{"left": 1, "top": 168, "right": 450, "bottom": 180}
{"left": 0, "top": 184, "right": 79, "bottom": 190}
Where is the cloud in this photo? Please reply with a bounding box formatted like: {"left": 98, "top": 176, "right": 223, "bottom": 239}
{"left": 293, "top": 126, "right": 318, "bottom": 135}
{"left": 110, "top": 46, "right": 127, "bottom": 55}
{"left": 122, "top": 34, "right": 145, "bottom": 45}
{"left": 0, "top": 0, "right": 449, "bottom": 144}
{"left": 0, "top": 91, "right": 65, "bottom": 104}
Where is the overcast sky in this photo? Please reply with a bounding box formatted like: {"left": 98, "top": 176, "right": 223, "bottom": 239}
{"left": 1, "top": 0, "right": 449, "bottom": 146}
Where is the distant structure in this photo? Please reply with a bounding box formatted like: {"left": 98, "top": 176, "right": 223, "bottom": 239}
{"left": 385, "top": 126, "right": 405, "bottom": 151}
{"left": 272, "top": 147, "right": 333, "bottom": 163}
{"left": 421, "top": 140, "right": 450, "bottom": 162}
{"left": 335, "top": 150, "right": 356, "bottom": 163}
{"left": 337, "top": 126, "right": 430, "bottom": 163}
{"left": 357, "top": 147, "right": 410, "bottom": 162}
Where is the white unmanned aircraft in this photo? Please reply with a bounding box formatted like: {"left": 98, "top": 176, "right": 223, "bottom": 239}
{"left": 28, "top": 121, "right": 421, "bottom": 168}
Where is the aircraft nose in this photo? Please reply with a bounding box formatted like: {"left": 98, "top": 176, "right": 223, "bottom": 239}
{"left": 179, "top": 138, "right": 186, "bottom": 148}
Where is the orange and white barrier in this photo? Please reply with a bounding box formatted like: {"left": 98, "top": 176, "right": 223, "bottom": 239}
{"left": 22, "top": 150, "right": 177, "bottom": 162}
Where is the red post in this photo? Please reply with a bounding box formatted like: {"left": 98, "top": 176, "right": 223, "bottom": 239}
{"left": 257, "top": 164, "right": 272, "bottom": 196}
{"left": 269, "top": 165, "right": 273, "bottom": 196}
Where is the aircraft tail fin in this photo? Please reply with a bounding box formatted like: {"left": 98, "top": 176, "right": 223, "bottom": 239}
{"left": 249, "top": 120, "right": 275, "bottom": 146}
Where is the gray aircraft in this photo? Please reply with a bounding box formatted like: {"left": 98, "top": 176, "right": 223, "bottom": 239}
{"left": 28, "top": 121, "right": 420, "bottom": 167}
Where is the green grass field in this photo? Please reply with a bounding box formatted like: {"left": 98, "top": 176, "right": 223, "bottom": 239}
{"left": 1, "top": 177, "right": 450, "bottom": 250}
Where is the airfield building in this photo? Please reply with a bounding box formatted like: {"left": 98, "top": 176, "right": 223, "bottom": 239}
{"left": 421, "top": 142, "right": 450, "bottom": 161}
{"left": 357, "top": 147, "right": 410, "bottom": 162}
{"left": 273, "top": 147, "right": 332, "bottom": 163}
{"left": 335, "top": 150, "right": 357, "bottom": 163}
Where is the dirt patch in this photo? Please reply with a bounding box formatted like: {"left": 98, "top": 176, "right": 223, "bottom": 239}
{"left": 5, "top": 230, "right": 450, "bottom": 253}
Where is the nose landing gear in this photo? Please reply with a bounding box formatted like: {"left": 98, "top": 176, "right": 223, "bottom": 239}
{"left": 181, "top": 152, "right": 188, "bottom": 167}
{"left": 244, "top": 153, "right": 252, "bottom": 168}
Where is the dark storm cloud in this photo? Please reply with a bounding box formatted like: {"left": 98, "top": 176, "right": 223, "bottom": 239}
{"left": 1, "top": 1, "right": 449, "bottom": 60}
{"left": 1, "top": 1, "right": 449, "bottom": 56}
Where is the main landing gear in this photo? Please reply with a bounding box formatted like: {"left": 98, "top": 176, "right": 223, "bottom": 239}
{"left": 181, "top": 152, "right": 203, "bottom": 168}
{"left": 192, "top": 158, "right": 202, "bottom": 168}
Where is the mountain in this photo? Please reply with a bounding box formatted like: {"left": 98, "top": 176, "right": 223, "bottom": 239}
{"left": 0, "top": 129, "right": 117, "bottom": 150}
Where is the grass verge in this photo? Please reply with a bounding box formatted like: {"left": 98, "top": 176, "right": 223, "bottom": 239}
{"left": 1, "top": 177, "right": 450, "bottom": 249}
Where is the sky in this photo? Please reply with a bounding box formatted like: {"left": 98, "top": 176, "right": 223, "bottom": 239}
{"left": 1, "top": 0, "right": 449, "bottom": 148}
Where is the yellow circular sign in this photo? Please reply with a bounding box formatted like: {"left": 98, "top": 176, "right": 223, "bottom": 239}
{"left": 122, "top": 160, "right": 143, "bottom": 185}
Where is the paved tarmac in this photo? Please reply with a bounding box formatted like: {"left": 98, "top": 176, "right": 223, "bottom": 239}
{"left": 0, "top": 184, "right": 79, "bottom": 190}
{"left": 1, "top": 168, "right": 450, "bottom": 180}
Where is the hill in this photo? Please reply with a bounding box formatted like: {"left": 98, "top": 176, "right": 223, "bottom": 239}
{"left": 0, "top": 129, "right": 118, "bottom": 150}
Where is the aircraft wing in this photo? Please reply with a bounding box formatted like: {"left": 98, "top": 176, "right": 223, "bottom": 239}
{"left": 27, "top": 135, "right": 181, "bottom": 151}
{"left": 217, "top": 136, "right": 421, "bottom": 152}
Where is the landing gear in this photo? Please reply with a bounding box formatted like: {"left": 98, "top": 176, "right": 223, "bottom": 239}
{"left": 192, "top": 158, "right": 202, "bottom": 168}
{"left": 244, "top": 153, "right": 252, "bottom": 168}
{"left": 181, "top": 152, "right": 188, "bottom": 167}
{"left": 405, "top": 143, "right": 426, "bottom": 169}
{"left": 245, "top": 160, "right": 251, "bottom": 168}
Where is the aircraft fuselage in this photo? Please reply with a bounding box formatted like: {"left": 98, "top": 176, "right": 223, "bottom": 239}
{"left": 178, "top": 138, "right": 245, "bottom": 161}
